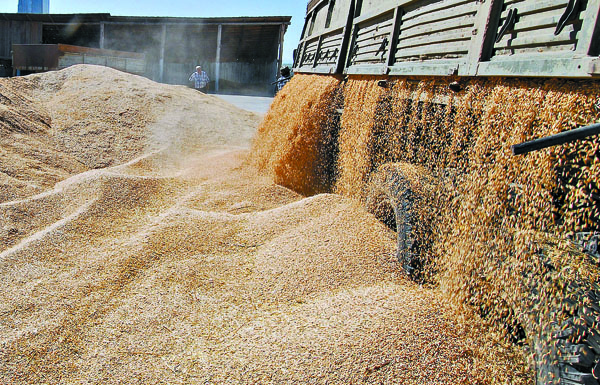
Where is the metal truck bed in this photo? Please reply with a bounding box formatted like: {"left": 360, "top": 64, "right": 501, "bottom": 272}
{"left": 294, "top": 0, "right": 600, "bottom": 78}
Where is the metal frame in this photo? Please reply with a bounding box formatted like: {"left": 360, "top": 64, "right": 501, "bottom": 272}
{"left": 294, "top": 0, "right": 600, "bottom": 79}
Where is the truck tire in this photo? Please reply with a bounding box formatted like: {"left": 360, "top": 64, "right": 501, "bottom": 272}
{"left": 365, "top": 162, "right": 435, "bottom": 280}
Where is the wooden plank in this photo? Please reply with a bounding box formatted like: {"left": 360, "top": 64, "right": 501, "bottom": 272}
{"left": 335, "top": 0, "right": 355, "bottom": 74}
{"left": 216, "top": 24, "right": 222, "bottom": 92}
{"left": 320, "top": 41, "right": 342, "bottom": 51}
{"left": 345, "top": 24, "right": 360, "bottom": 68}
{"left": 500, "top": 0, "right": 569, "bottom": 17}
{"left": 389, "top": 58, "right": 462, "bottom": 76}
{"left": 463, "top": 0, "right": 503, "bottom": 75}
{"left": 353, "top": 7, "right": 395, "bottom": 25}
{"left": 494, "top": 27, "right": 577, "bottom": 49}
{"left": 100, "top": 23, "right": 105, "bottom": 49}
{"left": 0, "top": 21, "right": 8, "bottom": 58}
{"left": 356, "top": 26, "right": 394, "bottom": 40}
{"left": 356, "top": 19, "right": 394, "bottom": 35}
{"left": 344, "top": 63, "right": 388, "bottom": 75}
{"left": 322, "top": 32, "right": 344, "bottom": 43}
{"left": 320, "top": 39, "right": 344, "bottom": 49}
{"left": 397, "top": 29, "right": 473, "bottom": 50}
{"left": 356, "top": 40, "right": 391, "bottom": 53}
{"left": 301, "top": 64, "right": 341, "bottom": 74}
{"left": 353, "top": 57, "right": 387, "bottom": 65}
{"left": 387, "top": 6, "right": 403, "bottom": 67}
{"left": 293, "top": 41, "right": 303, "bottom": 68}
{"left": 313, "top": 35, "right": 324, "bottom": 67}
{"left": 400, "top": 5, "right": 478, "bottom": 31}
{"left": 575, "top": 0, "right": 600, "bottom": 55}
{"left": 402, "top": 0, "right": 476, "bottom": 23}
{"left": 354, "top": 45, "right": 391, "bottom": 57}
{"left": 512, "top": 14, "right": 561, "bottom": 32}
{"left": 354, "top": 53, "right": 388, "bottom": 62}
{"left": 399, "top": 14, "right": 476, "bottom": 37}
{"left": 297, "top": 40, "right": 310, "bottom": 68}
{"left": 477, "top": 56, "right": 598, "bottom": 77}
{"left": 159, "top": 24, "right": 166, "bottom": 82}
{"left": 494, "top": 45, "right": 578, "bottom": 56}
{"left": 356, "top": 25, "right": 394, "bottom": 39}
{"left": 301, "top": 38, "right": 320, "bottom": 63}
{"left": 356, "top": 31, "right": 393, "bottom": 45}
{"left": 321, "top": 36, "right": 344, "bottom": 46}
{"left": 396, "top": 40, "right": 469, "bottom": 59}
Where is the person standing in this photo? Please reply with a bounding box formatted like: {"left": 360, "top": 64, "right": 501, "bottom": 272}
{"left": 189, "top": 65, "right": 210, "bottom": 93}
{"left": 275, "top": 66, "right": 291, "bottom": 94}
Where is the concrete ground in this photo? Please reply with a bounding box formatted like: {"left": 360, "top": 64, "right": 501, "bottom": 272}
{"left": 215, "top": 94, "right": 274, "bottom": 116}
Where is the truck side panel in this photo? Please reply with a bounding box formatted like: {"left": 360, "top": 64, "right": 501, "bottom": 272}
{"left": 294, "top": 0, "right": 600, "bottom": 78}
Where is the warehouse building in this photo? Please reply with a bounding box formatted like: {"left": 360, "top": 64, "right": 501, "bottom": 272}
{"left": 0, "top": 13, "right": 291, "bottom": 95}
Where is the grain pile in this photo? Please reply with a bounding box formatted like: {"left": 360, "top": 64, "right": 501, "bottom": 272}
{"left": 252, "top": 74, "right": 341, "bottom": 195}
{"left": 253, "top": 73, "right": 600, "bottom": 379}
{"left": 0, "top": 66, "right": 534, "bottom": 383}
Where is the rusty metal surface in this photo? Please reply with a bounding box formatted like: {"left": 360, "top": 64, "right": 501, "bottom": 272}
{"left": 12, "top": 44, "right": 59, "bottom": 70}
{"left": 12, "top": 44, "right": 146, "bottom": 73}
{"left": 56, "top": 44, "right": 145, "bottom": 59}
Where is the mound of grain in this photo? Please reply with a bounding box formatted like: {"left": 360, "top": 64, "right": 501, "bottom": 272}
{"left": 1, "top": 66, "right": 533, "bottom": 384}
{"left": 254, "top": 73, "right": 600, "bottom": 379}
{"left": 0, "top": 64, "right": 260, "bottom": 203}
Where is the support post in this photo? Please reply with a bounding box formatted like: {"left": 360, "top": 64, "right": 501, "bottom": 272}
{"left": 575, "top": 0, "right": 600, "bottom": 55}
{"left": 463, "top": 0, "right": 503, "bottom": 76}
{"left": 159, "top": 24, "right": 166, "bottom": 83}
{"left": 277, "top": 23, "right": 286, "bottom": 75}
{"left": 99, "top": 22, "right": 105, "bottom": 49}
{"left": 215, "top": 24, "right": 222, "bottom": 93}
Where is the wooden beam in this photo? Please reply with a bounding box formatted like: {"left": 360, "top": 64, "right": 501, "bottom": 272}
{"left": 215, "top": 24, "right": 222, "bottom": 92}
{"left": 386, "top": 6, "right": 403, "bottom": 68}
{"left": 477, "top": 56, "right": 599, "bottom": 78}
{"left": 313, "top": 35, "right": 324, "bottom": 67}
{"left": 159, "top": 24, "right": 166, "bottom": 83}
{"left": 334, "top": 0, "right": 356, "bottom": 74}
{"left": 576, "top": 0, "right": 600, "bottom": 55}
{"left": 463, "top": 0, "right": 503, "bottom": 76}
{"left": 277, "top": 23, "right": 285, "bottom": 74}
{"left": 99, "top": 22, "right": 105, "bottom": 49}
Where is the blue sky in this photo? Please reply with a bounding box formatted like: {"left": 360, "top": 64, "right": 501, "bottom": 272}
{"left": 0, "top": 1, "right": 306, "bottom": 63}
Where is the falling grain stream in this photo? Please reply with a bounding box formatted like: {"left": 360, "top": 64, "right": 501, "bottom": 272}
{"left": 2, "top": 65, "right": 598, "bottom": 383}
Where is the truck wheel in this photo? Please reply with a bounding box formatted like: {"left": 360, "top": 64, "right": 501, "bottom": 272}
{"left": 365, "top": 162, "right": 434, "bottom": 280}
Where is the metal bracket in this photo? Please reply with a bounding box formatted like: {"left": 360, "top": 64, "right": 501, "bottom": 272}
{"left": 495, "top": 8, "right": 518, "bottom": 43}
{"left": 375, "top": 37, "right": 389, "bottom": 60}
{"left": 555, "top": 0, "right": 583, "bottom": 35}
{"left": 350, "top": 40, "right": 359, "bottom": 61}
{"left": 588, "top": 59, "right": 600, "bottom": 75}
